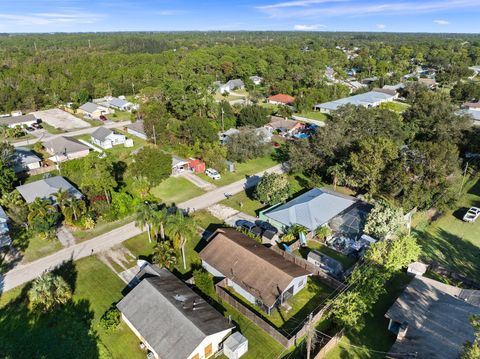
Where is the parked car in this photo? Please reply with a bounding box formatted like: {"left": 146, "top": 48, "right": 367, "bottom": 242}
{"left": 255, "top": 220, "right": 278, "bottom": 233}
{"left": 205, "top": 168, "right": 221, "bottom": 180}
{"left": 236, "top": 219, "right": 255, "bottom": 232}
{"left": 25, "top": 126, "right": 34, "bottom": 132}
{"left": 32, "top": 123, "right": 42, "bottom": 129}
{"left": 463, "top": 207, "right": 480, "bottom": 222}
{"left": 99, "top": 115, "right": 108, "bottom": 121}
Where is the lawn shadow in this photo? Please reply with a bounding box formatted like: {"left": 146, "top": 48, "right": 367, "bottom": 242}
{"left": 0, "top": 265, "right": 99, "bottom": 358}
{"left": 414, "top": 227, "right": 480, "bottom": 280}
{"left": 51, "top": 258, "right": 78, "bottom": 293}
{"left": 452, "top": 207, "right": 469, "bottom": 221}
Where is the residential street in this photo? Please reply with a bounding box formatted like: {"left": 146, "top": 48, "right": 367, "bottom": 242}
{"left": 0, "top": 163, "right": 286, "bottom": 292}
{"left": 12, "top": 121, "right": 131, "bottom": 147}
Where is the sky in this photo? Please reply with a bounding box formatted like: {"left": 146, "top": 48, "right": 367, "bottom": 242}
{"left": 0, "top": 0, "right": 479, "bottom": 33}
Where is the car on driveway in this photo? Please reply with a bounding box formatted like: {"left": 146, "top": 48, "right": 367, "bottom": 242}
{"left": 236, "top": 219, "right": 255, "bottom": 231}
{"left": 463, "top": 207, "right": 480, "bottom": 222}
{"left": 205, "top": 168, "right": 221, "bottom": 180}
{"left": 255, "top": 220, "right": 278, "bottom": 233}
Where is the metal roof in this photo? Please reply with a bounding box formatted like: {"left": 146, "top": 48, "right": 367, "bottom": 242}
{"left": 109, "top": 97, "right": 129, "bottom": 108}
{"left": 117, "top": 268, "right": 232, "bottom": 359}
{"left": 314, "top": 91, "right": 395, "bottom": 111}
{"left": 263, "top": 188, "right": 356, "bottom": 231}
{"left": 16, "top": 176, "right": 83, "bottom": 204}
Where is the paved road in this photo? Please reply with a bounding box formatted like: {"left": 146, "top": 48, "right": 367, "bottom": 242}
{"left": 0, "top": 163, "right": 285, "bottom": 292}
{"left": 12, "top": 121, "right": 131, "bottom": 147}
{"left": 0, "top": 222, "right": 141, "bottom": 292}
{"left": 178, "top": 163, "right": 285, "bottom": 211}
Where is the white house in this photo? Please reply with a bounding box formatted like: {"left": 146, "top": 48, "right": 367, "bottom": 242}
{"left": 117, "top": 266, "right": 233, "bottom": 359}
{"left": 249, "top": 75, "right": 263, "bottom": 85}
{"left": 0, "top": 114, "right": 37, "bottom": 129}
{"left": 217, "top": 79, "right": 244, "bottom": 94}
{"left": 78, "top": 102, "right": 113, "bottom": 120}
{"left": 200, "top": 229, "right": 311, "bottom": 315}
{"left": 314, "top": 91, "right": 396, "bottom": 114}
{"left": 12, "top": 147, "right": 42, "bottom": 173}
{"left": 124, "top": 120, "right": 147, "bottom": 140}
{"left": 43, "top": 136, "right": 90, "bottom": 163}
{"left": 0, "top": 206, "right": 11, "bottom": 248}
{"left": 91, "top": 127, "right": 127, "bottom": 149}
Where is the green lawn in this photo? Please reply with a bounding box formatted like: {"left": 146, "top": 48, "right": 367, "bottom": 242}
{"left": 295, "top": 111, "right": 328, "bottom": 121}
{"left": 150, "top": 177, "right": 205, "bottom": 206}
{"left": 413, "top": 176, "right": 480, "bottom": 279}
{"left": 378, "top": 101, "right": 410, "bottom": 113}
{"left": 110, "top": 111, "right": 134, "bottom": 122}
{"left": 192, "top": 209, "right": 224, "bottom": 230}
{"left": 324, "top": 273, "right": 412, "bottom": 359}
{"left": 72, "top": 215, "right": 135, "bottom": 241}
{"left": 225, "top": 277, "right": 334, "bottom": 336}
{"left": 0, "top": 256, "right": 144, "bottom": 359}
{"left": 41, "top": 122, "right": 65, "bottom": 134}
{"left": 21, "top": 169, "right": 60, "bottom": 184}
{"left": 123, "top": 233, "right": 155, "bottom": 260}
{"left": 198, "top": 154, "right": 279, "bottom": 187}
{"left": 220, "top": 190, "right": 266, "bottom": 217}
{"left": 22, "top": 236, "right": 63, "bottom": 262}
{"left": 294, "top": 241, "right": 357, "bottom": 269}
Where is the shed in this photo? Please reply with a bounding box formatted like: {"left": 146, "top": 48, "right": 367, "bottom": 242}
{"left": 187, "top": 158, "right": 206, "bottom": 174}
{"left": 307, "top": 250, "right": 343, "bottom": 277}
{"left": 223, "top": 332, "right": 248, "bottom": 359}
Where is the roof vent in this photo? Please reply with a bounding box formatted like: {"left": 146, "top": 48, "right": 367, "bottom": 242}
{"left": 173, "top": 294, "right": 188, "bottom": 302}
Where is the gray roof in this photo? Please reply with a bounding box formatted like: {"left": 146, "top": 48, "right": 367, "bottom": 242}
{"left": 0, "top": 206, "right": 7, "bottom": 222}
{"left": 314, "top": 91, "right": 395, "bottom": 111}
{"left": 91, "top": 127, "right": 113, "bottom": 141}
{"left": 43, "top": 136, "right": 90, "bottom": 155}
{"left": 125, "top": 120, "right": 145, "bottom": 135}
{"left": 117, "top": 269, "right": 232, "bottom": 359}
{"left": 16, "top": 176, "right": 83, "bottom": 204}
{"left": 79, "top": 102, "right": 100, "bottom": 113}
{"left": 172, "top": 155, "right": 188, "bottom": 167}
{"left": 109, "top": 97, "right": 129, "bottom": 108}
{"left": 0, "top": 114, "right": 36, "bottom": 126}
{"left": 225, "top": 79, "right": 244, "bottom": 88}
{"left": 263, "top": 188, "right": 356, "bottom": 231}
{"left": 465, "top": 109, "right": 480, "bottom": 121}
{"left": 386, "top": 276, "right": 480, "bottom": 358}
{"left": 307, "top": 250, "right": 343, "bottom": 276}
{"left": 13, "top": 147, "right": 41, "bottom": 171}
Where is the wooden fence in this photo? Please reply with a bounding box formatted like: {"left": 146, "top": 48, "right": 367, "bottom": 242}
{"left": 314, "top": 328, "right": 345, "bottom": 359}
{"left": 270, "top": 246, "right": 346, "bottom": 291}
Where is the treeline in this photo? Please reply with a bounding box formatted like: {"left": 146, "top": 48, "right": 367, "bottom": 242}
{"left": 1, "top": 32, "right": 479, "bottom": 112}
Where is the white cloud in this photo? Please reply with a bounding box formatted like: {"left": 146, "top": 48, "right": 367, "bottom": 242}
{"left": 256, "top": 0, "right": 478, "bottom": 19}
{"left": 156, "top": 10, "right": 184, "bottom": 16}
{"left": 376, "top": 23, "right": 386, "bottom": 29}
{"left": 294, "top": 24, "right": 327, "bottom": 30}
{"left": 434, "top": 19, "right": 450, "bottom": 25}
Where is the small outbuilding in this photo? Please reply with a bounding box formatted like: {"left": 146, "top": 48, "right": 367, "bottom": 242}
{"left": 223, "top": 332, "right": 248, "bottom": 359}
{"left": 307, "top": 250, "right": 343, "bottom": 278}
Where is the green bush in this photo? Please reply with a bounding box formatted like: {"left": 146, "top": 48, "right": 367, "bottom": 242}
{"left": 99, "top": 306, "right": 121, "bottom": 332}
{"left": 193, "top": 269, "right": 216, "bottom": 298}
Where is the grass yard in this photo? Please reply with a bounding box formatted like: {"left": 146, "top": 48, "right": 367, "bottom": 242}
{"left": 192, "top": 209, "right": 224, "bottom": 230}
{"left": 150, "top": 177, "right": 205, "bottom": 206}
{"left": 20, "top": 169, "right": 60, "bottom": 184}
{"left": 413, "top": 176, "right": 480, "bottom": 279}
{"left": 294, "top": 241, "right": 357, "bottom": 269}
{"left": 110, "top": 111, "right": 133, "bottom": 122}
{"left": 72, "top": 215, "right": 135, "bottom": 241}
{"left": 378, "top": 101, "right": 410, "bottom": 113}
{"left": 41, "top": 122, "right": 65, "bottom": 134}
{"left": 213, "top": 92, "right": 245, "bottom": 102}
{"left": 295, "top": 111, "right": 328, "bottom": 121}
{"left": 220, "top": 190, "right": 266, "bottom": 217}
{"left": 198, "top": 154, "right": 279, "bottom": 187}
{"left": 21, "top": 235, "right": 63, "bottom": 262}
{"left": 0, "top": 256, "right": 144, "bottom": 359}
{"left": 225, "top": 277, "right": 334, "bottom": 336}
{"left": 324, "top": 272, "right": 412, "bottom": 359}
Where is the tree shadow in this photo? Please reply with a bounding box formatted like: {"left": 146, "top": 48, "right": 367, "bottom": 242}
{"left": 452, "top": 207, "right": 469, "bottom": 221}
{"left": 0, "top": 262, "right": 99, "bottom": 358}
{"left": 51, "top": 259, "right": 78, "bottom": 293}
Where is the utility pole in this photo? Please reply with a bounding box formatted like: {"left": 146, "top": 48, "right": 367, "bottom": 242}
{"left": 221, "top": 108, "right": 225, "bottom": 132}
{"left": 88, "top": 39, "right": 91, "bottom": 49}
{"left": 152, "top": 125, "right": 157, "bottom": 146}
{"left": 34, "top": 41, "right": 37, "bottom": 52}
{"left": 306, "top": 312, "right": 313, "bottom": 359}
{"left": 131, "top": 82, "right": 135, "bottom": 96}
{"left": 459, "top": 161, "right": 469, "bottom": 195}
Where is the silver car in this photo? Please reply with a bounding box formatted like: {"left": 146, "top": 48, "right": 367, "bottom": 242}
{"left": 463, "top": 207, "right": 480, "bottom": 222}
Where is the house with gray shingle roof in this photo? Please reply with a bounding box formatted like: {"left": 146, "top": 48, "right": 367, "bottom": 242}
{"left": 91, "top": 127, "right": 126, "bottom": 149}
{"left": 16, "top": 176, "right": 83, "bottom": 204}
{"left": 43, "top": 136, "right": 90, "bottom": 163}
{"left": 78, "top": 102, "right": 112, "bottom": 120}
{"left": 0, "top": 114, "right": 37, "bottom": 128}
{"left": 124, "top": 120, "right": 147, "bottom": 140}
{"left": 117, "top": 266, "right": 233, "bottom": 359}
{"left": 12, "top": 147, "right": 42, "bottom": 173}
{"left": 217, "top": 79, "right": 244, "bottom": 94}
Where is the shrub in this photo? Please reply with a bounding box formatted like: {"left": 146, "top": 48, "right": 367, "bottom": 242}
{"left": 193, "top": 269, "right": 216, "bottom": 298}
{"left": 99, "top": 306, "right": 121, "bottom": 332}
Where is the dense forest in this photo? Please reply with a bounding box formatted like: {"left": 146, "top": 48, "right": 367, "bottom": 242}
{"left": 1, "top": 32, "right": 480, "bottom": 112}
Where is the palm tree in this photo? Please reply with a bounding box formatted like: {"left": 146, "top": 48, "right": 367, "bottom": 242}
{"left": 152, "top": 240, "right": 177, "bottom": 270}
{"left": 27, "top": 198, "right": 56, "bottom": 224}
{"left": 53, "top": 188, "right": 71, "bottom": 211}
{"left": 62, "top": 198, "right": 87, "bottom": 222}
{"left": 0, "top": 190, "right": 28, "bottom": 225}
{"left": 151, "top": 207, "right": 169, "bottom": 240}
{"left": 135, "top": 202, "right": 155, "bottom": 243}
{"left": 166, "top": 210, "right": 197, "bottom": 271}
{"left": 28, "top": 272, "right": 72, "bottom": 312}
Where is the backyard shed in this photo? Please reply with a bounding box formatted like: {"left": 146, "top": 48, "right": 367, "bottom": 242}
{"left": 223, "top": 332, "right": 248, "bottom": 359}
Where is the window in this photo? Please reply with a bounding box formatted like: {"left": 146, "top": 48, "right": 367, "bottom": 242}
{"left": 192, "top": 354, "right": 199, "bottom": 359}
{"left": 298, "top": 280, "right": 304, "bottom": 288}
{"left": 204, "top": 343, "right": 213, "bottom": 358}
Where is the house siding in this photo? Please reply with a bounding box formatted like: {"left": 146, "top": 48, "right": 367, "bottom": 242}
{"left": 126, "top": 128, "right": 147, "bottom": 140}
{"left": 187, "top": 329, "right": 233, "bottom": 359}
{"left": 47, "top": 149, "right": 90, "bottom": 163}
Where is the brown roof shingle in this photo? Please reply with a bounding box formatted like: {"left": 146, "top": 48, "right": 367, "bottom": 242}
{"left": 199, "top": 229, "right": 311, "bottom": 307}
